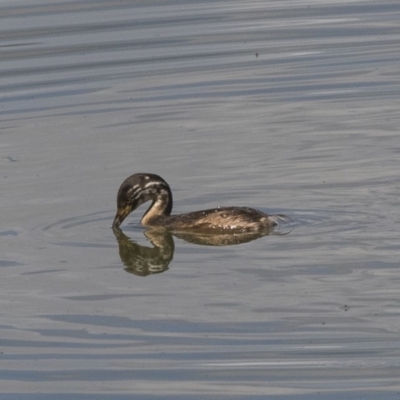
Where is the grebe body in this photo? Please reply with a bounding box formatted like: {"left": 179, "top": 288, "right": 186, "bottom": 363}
{"left": 112, "top": 173, "right": 282, "bottom": 232}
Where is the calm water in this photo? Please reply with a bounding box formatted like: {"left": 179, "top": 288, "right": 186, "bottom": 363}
{"left": 1, "top": 0, "right": 400, "bottom": 398}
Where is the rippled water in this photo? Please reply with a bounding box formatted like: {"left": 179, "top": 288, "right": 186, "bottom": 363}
{"left": 1, "top": 0, "right": 400, "bottom": 398}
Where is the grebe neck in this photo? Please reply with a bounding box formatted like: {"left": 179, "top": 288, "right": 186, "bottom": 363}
{"left": 141, "top": 183, "right": 173, "bottom": 225}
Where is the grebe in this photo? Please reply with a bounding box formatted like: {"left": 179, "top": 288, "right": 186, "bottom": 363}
{"left": 112, "top": 173, "right": 285, "bottom": 232}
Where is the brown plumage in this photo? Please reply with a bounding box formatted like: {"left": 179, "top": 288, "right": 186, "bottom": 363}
{"left": 112, "top": 173, "right": 285, "bottom": 233}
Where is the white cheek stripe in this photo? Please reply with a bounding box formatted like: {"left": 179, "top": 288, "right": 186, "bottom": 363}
{"left": 130, "top": 182, "right": 168, "bottom": 203}
{"left": 144, "top": 181, "right": 166, "bottom": 190}
{"left": 144, "top": 182, "right": 154, "bottom": 189}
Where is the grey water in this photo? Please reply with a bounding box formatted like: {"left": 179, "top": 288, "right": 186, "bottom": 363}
{"left": 1, "top": 0, "right": 400, "bottom": 398}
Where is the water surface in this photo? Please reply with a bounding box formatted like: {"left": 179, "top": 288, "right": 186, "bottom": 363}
{"left": 1, "top": 0, "right": 400, "bottom": 398}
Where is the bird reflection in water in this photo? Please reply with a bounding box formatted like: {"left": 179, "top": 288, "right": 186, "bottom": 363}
{"left": 112, "top": 226, "right": 278, "bottom": 277}
{"left": 112, "top": 227, "right": 174, "bottom": 276}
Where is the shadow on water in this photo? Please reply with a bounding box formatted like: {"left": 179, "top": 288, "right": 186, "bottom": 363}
{"left": 112, "top": 225, "right": 291, "bottom": 277}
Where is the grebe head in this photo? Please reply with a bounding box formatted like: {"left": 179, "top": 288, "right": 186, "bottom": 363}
{"left": 112, "top": 173, "right": 172, "bottom": 228}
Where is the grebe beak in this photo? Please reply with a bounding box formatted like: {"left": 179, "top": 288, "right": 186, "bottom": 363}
{"left": 112, "top": 206, "right": 131, "bottom": 228}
